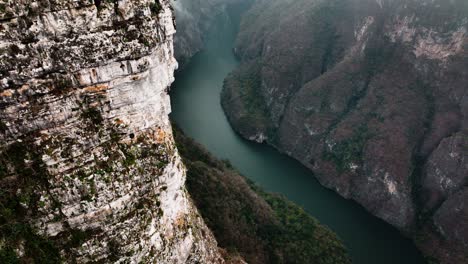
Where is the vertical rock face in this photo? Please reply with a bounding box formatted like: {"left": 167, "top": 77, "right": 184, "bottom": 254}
{"left": 0, "top": 0, "right": 222, "bottom": 262}
{"left": 221, "top": 0, "right": 468, "bottom": 262}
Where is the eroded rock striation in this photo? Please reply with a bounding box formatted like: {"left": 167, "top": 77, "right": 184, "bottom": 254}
{"left": 221, "top": 0, "right": 468, "bottom": 262}
{"left": 0, "top": 0, "right": 223, "bottom": 262}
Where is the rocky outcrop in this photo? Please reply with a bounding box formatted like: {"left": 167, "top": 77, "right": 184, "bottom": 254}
{"left": 221, "top": 0, "right": 468, "bottom": 263}
{"left": 0, "top": 0, "right": 222, "bottom": 262}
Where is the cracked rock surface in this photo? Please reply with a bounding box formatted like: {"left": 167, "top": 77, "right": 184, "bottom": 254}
{"left": 0, "top": 0, "right": 223, "bottom": 262}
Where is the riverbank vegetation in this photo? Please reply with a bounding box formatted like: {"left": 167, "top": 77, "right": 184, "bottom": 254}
{"left": 173, "top": 124, "right": 351, "bottom": 264}
{"left": 221, "top": 61, "right": 273, "bottom": 140}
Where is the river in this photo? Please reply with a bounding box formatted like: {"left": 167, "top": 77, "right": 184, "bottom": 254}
{"left": 170, "top": 4, "right": 425, "bottom": 264}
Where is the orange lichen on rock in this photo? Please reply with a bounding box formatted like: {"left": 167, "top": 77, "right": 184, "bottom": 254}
{"left": 154, "top": 128, "right": 167, "bottom": 143}
{"left": 115, "top": 118, "right": 125, "bottom": 125}
{"left": 83, "top": 84, "right": 109, "bottom": 93}
{"left": 174, "top": 213, "right": 187, "bottom": 229}
{"left": 18, "top": 84, "right": 30, "bottom": 94}
{"left": 0, "top": 89, "right": 14, "bottom": 97}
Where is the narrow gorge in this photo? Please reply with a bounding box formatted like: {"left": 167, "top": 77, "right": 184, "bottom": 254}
{"left": 170, "top": 3, "right": 424, "bottom": 264}
{"left": 0, "top": 0, "right": 465, "bottom": 263}
{"left": 0, "top": 0, "right": 349, "bottom": 263}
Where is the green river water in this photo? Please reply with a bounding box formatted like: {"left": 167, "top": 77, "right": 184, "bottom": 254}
{"left": 170, "top": 5, "right": 425, "bottom": 264}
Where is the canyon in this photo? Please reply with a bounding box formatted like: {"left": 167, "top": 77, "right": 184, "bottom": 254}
{"left": 0, "top": 0, "right": 349, "bottom": 263}
{"left": 221, "top": 0, "right": 468, "bottom": 263}
{"left": 170, "top": 7, "right": 424, "bottom": 263}
{"left": 1, "top": 0, "right": 465, "bottom": 263}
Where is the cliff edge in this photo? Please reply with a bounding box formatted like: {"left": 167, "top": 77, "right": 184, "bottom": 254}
{"left": 0, "top": 0, "right": 222, "bottom": 262}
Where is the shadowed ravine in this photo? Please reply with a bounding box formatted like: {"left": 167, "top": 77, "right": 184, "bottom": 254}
{"left": 170, "top": 5, "right": 425, "bottom": 264}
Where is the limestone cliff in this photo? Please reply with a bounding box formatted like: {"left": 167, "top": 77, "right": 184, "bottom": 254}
{"left": 0, "top": 0, "right": 222, "bottom": 262}
{"left": 221, "top": 0, "right": 468, "bottom": 263}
